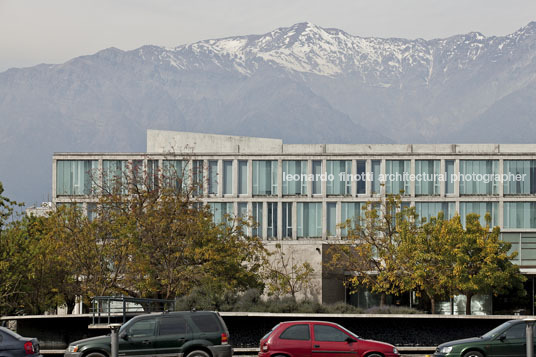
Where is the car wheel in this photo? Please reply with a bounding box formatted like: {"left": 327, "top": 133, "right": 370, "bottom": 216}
{"left": 463, "top": 351, "right": 484, "bottom": 357}
{"left": 365, "top": 353, "right": 383, "bottom": 357}
{"left": 85, "top": 352, "right": 107, "bottom": 357}
{"left": 186, "top": 350, "right": 210, "bottom": 357}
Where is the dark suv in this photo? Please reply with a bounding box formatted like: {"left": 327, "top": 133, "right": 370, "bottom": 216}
{"left": 65, "top": 311, "right": 232, "bottom": 357}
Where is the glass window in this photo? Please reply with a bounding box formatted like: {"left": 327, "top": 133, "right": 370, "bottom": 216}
{"left": 504, "top": 160, "right": 536, "bottom": 195}
{"left": 459, "top": 160, "right": 498, "bottom": 195}
{"left": 223, "top": 161, "right": 233, "bottom": 195}
{"left": 267, "top": 202, "right": 278, "bottom": 238}
{"left": 504, "top": 202, "right": 536, "bottom": 229}
{"left": 327, "top": 203, "right": 336, "bottom": 237}
{"left": 208, "top": 160, "right": 218, "bottom": 195}
{"left": 282, "top": 160, "right": 307, "bottom": 195}
{"left": 415, "top": 202, "right": 455, "bottom": 224}
{"left": 147, "top": 160, "right": 159, "bottom": 191}
{"left": 238, "top": 160, "right": 248, "bottom": 195}
{"left": 56, "top": 160, "right": 98, "bottom": 196}
{"left": 162, "top": 160, "right": 188, "bottom": 191}
{"left": 314, "top": 325, "right": 349, "bottom": 342}
{"left": 341, "top": 202, "right": 364, "bottom": 237}
{"left": 279, "top": 325, "right": 310, "bottom": 340}
{"left": 211, "top": 202, "right": 233, "bottom": 225}
{"left": 356, "top": 160, "right": 366, "bottom": 194}
{"left": 445, "top": 160, "right": 455, "bottom": 195}
{"left": 238, "top": 203, "right": 248, "bottom": 234}
{"left": 103, "top": 160, "right": 127, "bottom": 194}
{"left": 385, "top": 160, "right": 410, "bottom": 195}
{"left": 504, "top": 324, "right": 525, "bottom": 340}
{"left": 253, "top": 160, "right": 277, "bottom": 195}
{"left": 192, "top": 160, "right": 204, "bottom": 196}
{"left": 460, "top": 202, "right": 498, "bottom": 228}
{"left": 159, "top": 317, "right": 188, "bottom": 335}
{"left": 326, "top": 160, "right": 351, "bottom": 195}
{"left": 129, "top": 318, "right": 157, "bottom": 338}
{"left": 371, "top": 160, "right": 381, "bottom": 194}
{"left": 297, "top": 203, "right": 322, "bottom": 238}
{"left": 282, "top": 203, "right": 292, "bottom": 238}
{"left": 190, "top": 314, "right": 221, "bottom": 333}
{"left": 312, "top": 160, "right": 322, "bottom": 195}
{"left": 415, "top": 160, "right": 440, "bottom": 196}
{"left": 252, "top": 202, "right": 263, "bottom": 237}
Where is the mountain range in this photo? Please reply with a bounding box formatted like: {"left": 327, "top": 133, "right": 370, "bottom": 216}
{"left": 1, "top": 21, "right": 536, "bottom": 205}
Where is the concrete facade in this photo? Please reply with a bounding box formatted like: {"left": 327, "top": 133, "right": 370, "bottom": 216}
{"left": 52, "top": 131, "right": 536, "bottom": 304}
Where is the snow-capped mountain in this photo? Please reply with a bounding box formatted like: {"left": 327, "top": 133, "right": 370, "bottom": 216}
{"left": 1, "top": 22, "right": 536, "bottom": 205}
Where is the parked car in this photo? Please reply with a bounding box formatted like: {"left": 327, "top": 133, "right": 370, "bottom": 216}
{"left": 0, "top": 326, "right": 41, "bottom": 357}
{"left": 434, "top": 319, "right": 534, "bottom": 357}
{"left": 64, "top": 311, "right": 232, "bottom": 357}
{"left": 258, "top": 320, "right": 400, "bottom": 357}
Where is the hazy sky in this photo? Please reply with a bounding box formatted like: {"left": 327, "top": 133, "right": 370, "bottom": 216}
{"left": 1, "top": 0, "right": 536, "bottom": 72}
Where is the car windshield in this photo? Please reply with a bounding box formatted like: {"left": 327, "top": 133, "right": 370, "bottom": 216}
{"left": 481, "top": 321, "right": 513, "bottom": 339}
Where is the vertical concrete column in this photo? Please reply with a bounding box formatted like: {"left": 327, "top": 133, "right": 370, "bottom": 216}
{"left": 278, "top": 159, "right": 283, "bottom": 198}
{"left": 277, "top": 201, "right": 283, "bottom": 239}
{"left": 351, "top": 159, "right": 357, "bottom": 197}
{"left": 440, "top": 159, "right": 446, "bottom": 198}
{"left": 366, "top": 159, "right": 371, "bottom": 197}
{"left": 52, "top": 159, "right": 57, "bottom": 200}
{"left": 380, "top": 159, "right": 386, "bottom": 197}
{"left": 232, "top": 159, "right": 238, "bottom": 197}
{"left": 292, "top": 202, "right": 298, "bottom": 240}
{"left": 410, "top": 159, "right": 415, "bottom": 198}
{"left": 322, "top": 201, "right": 327, "bottom": 239}
{"left": 322, "top": 159, "right": 327, "bottom": 197}
{"left": 203, "top": 159, "right": 209, "bottom": 197}
{"left": 248, "top": 159, "right": 253, "bottom": 197}
{"left": 262, "top": 201, "right": 268, "bottom": 239}
{"left": 217, "top": 160, "right": 223, "bottom": 197}
{"left": 308, "top": 160, "right": 313, "bottom": 197}
{"left": 498, "top": 158, "right": 504, "bottom": 228}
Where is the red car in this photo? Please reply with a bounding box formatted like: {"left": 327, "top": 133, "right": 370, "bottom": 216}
{"left": 258, "top": 321, "right": 399, "bottom": 357}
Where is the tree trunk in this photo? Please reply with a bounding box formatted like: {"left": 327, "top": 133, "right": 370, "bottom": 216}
{"left": 380, "top": 293, "right": 386, "bottom": 308}
{"left": 466, "top": 293, "right": 473, "bottom": 315}
{"left": 430, "top": 296, "right": 436, "bottom": 314}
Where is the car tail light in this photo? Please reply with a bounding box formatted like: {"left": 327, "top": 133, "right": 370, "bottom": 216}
{"left": 24, "top": 342, "right": 35, "bottom": 354}
{"left": 261, "top": 343, "right": 269, "bottom": 352}
{"left": 221, "top": 333, "right": 228, "bottom": 345}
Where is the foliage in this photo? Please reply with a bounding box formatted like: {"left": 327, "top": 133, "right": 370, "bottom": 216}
{"left": 452, "top": 213, "right": 526, "bottom": 315}
{"left": 264, "top": 243, "right": 315, "bottom": 298}
{"left": 327, "top": 195, "right": 419, "bottom": 306}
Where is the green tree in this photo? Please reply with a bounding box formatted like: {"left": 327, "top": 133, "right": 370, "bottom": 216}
{"left": 328, "top": 195, "right": 418, "bottom": 307}
{"left": 453, "top": 213, "right": 525, "bottom": 315}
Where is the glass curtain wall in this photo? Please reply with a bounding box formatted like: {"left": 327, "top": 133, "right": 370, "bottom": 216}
{"left": 326, "top": 160, "right": 351, "bottom": 195}
{"left": 282, "top": 160, "right": 307, "bottom": 195}
{"left": 504, "top": 202, "right": 536, "bottom": 228}
{"left": 238, "top": 160, "right": 248, "bottom": 195}
{"left": 415, "top": 202, "right": 455, "bottom": 224}
{"left": 341, "top": 202, "right": 364, "bottom": 237}
{"left": 327, "top": 202, "right": 336, "bottom": 237}
{"left": 415, "top": 160, "right": 440, "bottom": 196}
{"left": 297, "top": 202, "right": 322, "bottom": 238}
{"left": 504, "top": 160, "right": 536, "bottom": 195}
{"left": 371, "top": 160, "right": 381, "bottom": 194}
{"left": 147, "top": 160, "right": 159, "bottom": 191}
{"left": 267, "top": 202, "right": 278, "bottom": 238}
{"left": 102, "top": 160, "right": 128, "bottom": 194}
{"left": 253, "top": 160, "right": 278, "bottom": 195}
{"left": 459, "top": 160, "right": 498, "bottom": 195}
{"left": 162, "top": 160, "right": 188, "bottom": 191}
{"left": 223, "top": 161, "right": 233, "bottom": 195}
{"left": 282, "top": 202, "right": 293, "bottom": 238}
{"left": 208, "top": 160, "right": 218, "bottom": 194}
{"left": 356, "top": 160, "right": 366, "bottom": 194}
{"left": 460, "top": 202, "right": 498, "bottom": 228}
{"left": 312, "top": 160, "right": 322, "bottom": 195}
{"left": 56, "top": 160, "right": 98, "bottom": 195}
{"left": 211, "top": 202, "right": 233, "bottom": 225}
{"left": 386, "top": 160, "right": 410, "bottom": 195}
{"left": 252, "top": 202, "right": 263, "bottom": 237}
{"left": 446, "top": 160, "right": 455, "bottom": 195}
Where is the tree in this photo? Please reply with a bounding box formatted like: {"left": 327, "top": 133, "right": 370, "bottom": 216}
{"left": 453, "top": 213, "right": 526, "bottom": 315}
{"left": 406, "top": 213, "right": 461, "bottom": 313}
{"left": 49, "top": 158, "right": 267, "bottom": 305}
{"left": 264, "top": 243, "right": 315, "bottom": 299}
{"left": 327, "top": 195, "right": 418, "bottom": 307}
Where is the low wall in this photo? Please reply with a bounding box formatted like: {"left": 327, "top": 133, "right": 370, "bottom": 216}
{"left": 0, "top": 313, "right": 527, "bottom": 351}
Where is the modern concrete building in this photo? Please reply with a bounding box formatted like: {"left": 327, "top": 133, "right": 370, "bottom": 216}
{"left": 52, "top": 130, "right": 536, "bottom": 310}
